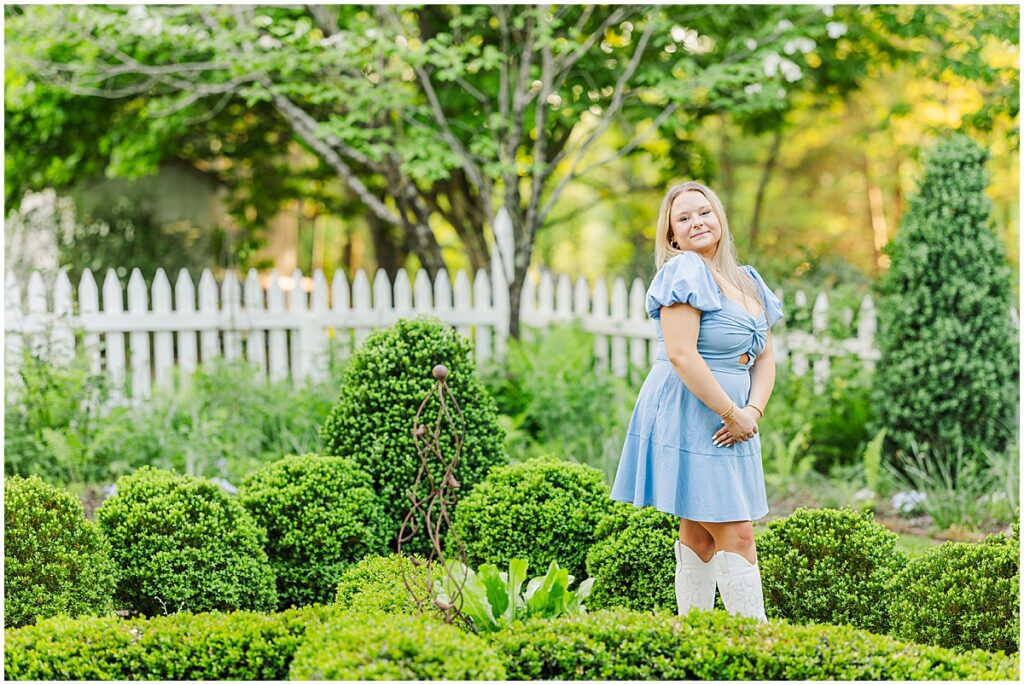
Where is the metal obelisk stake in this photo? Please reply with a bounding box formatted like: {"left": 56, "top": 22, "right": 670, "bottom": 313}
{"left": 397, "top": 363, "right": 472, "bottom": 628}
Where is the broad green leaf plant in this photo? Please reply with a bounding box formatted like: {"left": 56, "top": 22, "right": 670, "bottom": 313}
{"left": 434, "top": 558, "right": 594, "bottom": 632}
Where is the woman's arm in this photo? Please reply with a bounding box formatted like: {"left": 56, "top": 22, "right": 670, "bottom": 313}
{"left": 661, "top": 302, "right": 740, "bottom": 417}
{"left": 747, "top": 329, "right": 777, "bottom": 417}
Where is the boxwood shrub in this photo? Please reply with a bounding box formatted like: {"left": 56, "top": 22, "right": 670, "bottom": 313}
{"left": 754, "top": 506, "right": 907, "bottom": 632}
{"left": 491, "top": 607, "right": 1019, "bottom": 680}
{"left": 3, "top": 604, "right": 339, "bottom": 680}
{"left": 95, "top": 466, "right": 277, "bottom": 616}
{"left": 885, "top": 533, "right": 1019, "bottom": 654}
{"left": 585, "top": 502, "right": 723, "bottom": 612}
{"left": 319, "top": 316, "right": 508, "bottom": 556}
{"left": 289, "top": 610, "right": 506, "bottom": 680}
{"left": 447, "top": 455, "right": 613, "bottom": 581}
{"left": 4, "top": 475, "right": 116, "bottom": 628}
{"left": 334, "top": 552, "right": 446, "bottom": 617}
{"left": 238, "top": 453, "right": 390, "bottom": 610}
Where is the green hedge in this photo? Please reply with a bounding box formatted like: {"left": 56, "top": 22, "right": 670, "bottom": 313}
{"left": 238, "top": 453, "right": 390, "bottom": 610}
{"left": 96, "top": 466, "right": 278, "bottom": 616}
{"left": 289, "top": 610, "right": 506, "bottom": 680}
{"left": 448, "top": 455, "right": 613, "bottom": 581}
{"left": 4, "top": 604, "right": 338, "bottom": 680}
{"left": 491, "top": 607, "right": 1019, "bottom": 680}
{"left": 334, "top": 553, "right": 447, "bottom": 617}
{"left": 755, "top": 507, "right": 907, "bottom": 632}
{"left": 319, "top": 316, "right": 508, "bottom": 556}
{"left": 3, "top": 475, "right": 116, "bottom": 628}
{"left": 886, "top": 533, "right": 1020, "bottom": 654}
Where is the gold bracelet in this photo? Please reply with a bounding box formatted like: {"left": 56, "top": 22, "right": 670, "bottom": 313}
{"left": 745, "top": 403, "right": 764, "bottom": 419}
{"left": 720, "top": 402, "right": 737, "bottom": 420}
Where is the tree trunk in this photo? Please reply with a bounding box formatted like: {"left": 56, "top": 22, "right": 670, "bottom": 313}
{"left": 750, "top": 128, "right": 783, "bottom": 249}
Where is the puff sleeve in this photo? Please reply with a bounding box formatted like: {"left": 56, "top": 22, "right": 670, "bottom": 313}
{"left": 645, "top": 251, "right": 723, "bottom": 320}
{"left": 743, "top": 265, "right": 784, "bottom": 327}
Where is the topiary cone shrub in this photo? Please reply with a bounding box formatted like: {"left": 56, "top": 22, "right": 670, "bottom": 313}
{"left": 446, "top": 455, "right": 614, "bottom": 581}
{"left": 755, "top": 506, "right": 908, "bottom": 634}
{"left": 871, "top": 133, "right": 1018, "bottom": 459}
{"left": 4, "top": 475, "right": 117, "bottom": 628}
{"left": 96, "top": 466, "right": 278, "bottom": 616}
{"left": 319, "top": 316, "right": 507, "bottom": 555}
{"left": 237, "top": 453, "right": 391, "bottom": 610}
{"left": 885, "top": 532, "right": 1020, "bottom": 654}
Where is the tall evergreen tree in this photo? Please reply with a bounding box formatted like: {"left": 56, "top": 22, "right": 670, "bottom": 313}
{"left": 871, "top": 133, "right": 1018, "bottom": 460}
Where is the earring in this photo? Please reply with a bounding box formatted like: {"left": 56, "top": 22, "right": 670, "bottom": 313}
{"left": 670, "top": 239, "right": 681, "bottom": 250}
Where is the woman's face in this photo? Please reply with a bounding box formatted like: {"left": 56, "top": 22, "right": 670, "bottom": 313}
{"left": 668, "top": 190, "right": 721, "bottom": 259}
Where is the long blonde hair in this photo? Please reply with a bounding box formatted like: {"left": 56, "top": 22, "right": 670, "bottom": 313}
{"left": 654, "top": 181, "right": 762, "bottom": 314}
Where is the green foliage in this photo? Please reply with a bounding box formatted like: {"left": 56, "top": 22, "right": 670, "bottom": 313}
{"left": 95, "top": 466, "right": 278, "bottom": 616}
{"left": 478, "top": 321, "right": 637, "bottom": 482}
{"left": 334, "top": 553, "right": 446, "bottom": 617}
{"left": 447, "top": 455, "right": 613, "bottom": 582}
{"left": 4, "top": 346, "right": 133, "bottom": 485}
{"left": 885, "top": 534, "right": 1020, "bottom": 654}
{"left": 584, "top": 503, "right": 700, "bottom": 612}
{"left": 882, "top": 439, "right": 1007, "bottom": 531}
{"left": 491, "top": 606, "right": 1019, "bottom": 680}
{"left": 288, "top": 610, "right": 507, "bottom": 680}
{"left": 237, "top": 453, "right": 390, "bottom": 610}
{"left": 3, "top": 475, "right": 116, "bottom": 628}
{"left": 319, "top": 316, "right": 507, "bottom": 555}
{"left": 759, "top": 356, "right": 876, "bottom": 476}
{"left": 435, "top": 559, "right": 594, "bottom": 633}
{"left": 755, "top": 507, "right": 908, "bottom": 634}
{"left": 872, "top": 133, "right": 1018, "bottom": 458}
{"left": 3, "top": 604, "right": 339, "bottom": 680}
{"left": 5, "top": 350, "right": 348, "bottom": 488}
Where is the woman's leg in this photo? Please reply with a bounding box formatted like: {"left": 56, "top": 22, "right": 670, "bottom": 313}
{"left": 673, "top": 517, "right": 718, "bottom": 614}
{"left": 678, "top": 517, "right": 716, "bottom": 561}
{"left": 696, "top": 520, "right": 758, "bottom": 564}
{"left": 696, "top": 519, "right": 768, "bottom": 623}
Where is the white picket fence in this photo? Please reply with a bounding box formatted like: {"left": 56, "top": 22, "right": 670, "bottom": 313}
{"left": 6, "top": 250, "right": 1018, "bottom": 408}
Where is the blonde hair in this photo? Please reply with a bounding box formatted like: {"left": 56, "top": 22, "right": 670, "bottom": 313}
{"left": 654, "top": 181, "right": 762, "bottom": 315}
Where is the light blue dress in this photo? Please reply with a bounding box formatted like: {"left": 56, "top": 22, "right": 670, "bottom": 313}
{"left": 610, "top": 251, "right": 784, "bottom": 522}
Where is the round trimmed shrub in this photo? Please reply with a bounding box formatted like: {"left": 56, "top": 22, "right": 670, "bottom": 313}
{"left": 237, "top": 453, "right": 390, "bottom": 610}
{"left": 334, "top": 553, "right": 446, "bottom": 617}
{"left": 319, "top": 316, "right": 508, "bottom": 555}
{"left": 885, "top": 533, "right": 1019, "bottom": 654}
{"left": 289, "top": 611, "right": 506, "bottom": 680}
{"left": 755, "top": 507, "right": 907, "bottom": 633}
{"left": 491, "top": 607, "right": 1018, "bottom": 680}
{"left": 4, "top": 475, "right": 116, "bottom": 628}
{"left": 585, "top": 502, "right": 723, "bottom": 612}
{"left": 872, "top": 133, "right": 1017, "bottom": 458}
{"left": 447, "top": 455, "right": 613, "bottom": 581}
{"left": 95, "top": 466, "right": 277, "bottom": 616}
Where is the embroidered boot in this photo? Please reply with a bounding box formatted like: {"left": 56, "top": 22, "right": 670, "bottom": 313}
{"left": 674, "top": 540, "right": 716, "bottom": 614}
{"left": 712, "top": 549, "right": 769, "bottom": 623}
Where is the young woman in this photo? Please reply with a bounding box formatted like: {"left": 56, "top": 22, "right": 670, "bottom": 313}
{"left": 610, "top": 181, "right": 784, "bottom": 623}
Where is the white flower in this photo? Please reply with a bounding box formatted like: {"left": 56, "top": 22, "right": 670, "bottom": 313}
{"left": 257, "top": 34, "right": 282, "bottom": 50}
{"left": 776, "top": 19, "right": 794, "bottom": 32}
{"left": 818, "top": 4, "right": 834, "bottom": 17}
{"left": 827, "top": 21, "right": 847, "bottom": 39}
{"left": 762, "top": 51, "right": 781, "bottom": 77}
{"left": 746, "top": 38, "right": 758, "bottom": 50}
{"left": 780, "top": 58, "right": 802, "bottom": 82}
{"left": 892, "top": 489, "right": 927, "bottom": 514}
{"left": 744, "top": 83, "right": 763, "bottom": 95}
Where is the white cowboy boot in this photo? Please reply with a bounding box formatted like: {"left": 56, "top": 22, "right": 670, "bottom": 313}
{"left": 674, "top": 540, "right": 716, "bottom": 614}
{"left": 712, "top": 549, "right": 769, "bottom": 623}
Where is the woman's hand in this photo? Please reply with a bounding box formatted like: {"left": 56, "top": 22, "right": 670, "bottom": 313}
{"left": 713, "top": 407, "right": 759, "bottom": 447}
